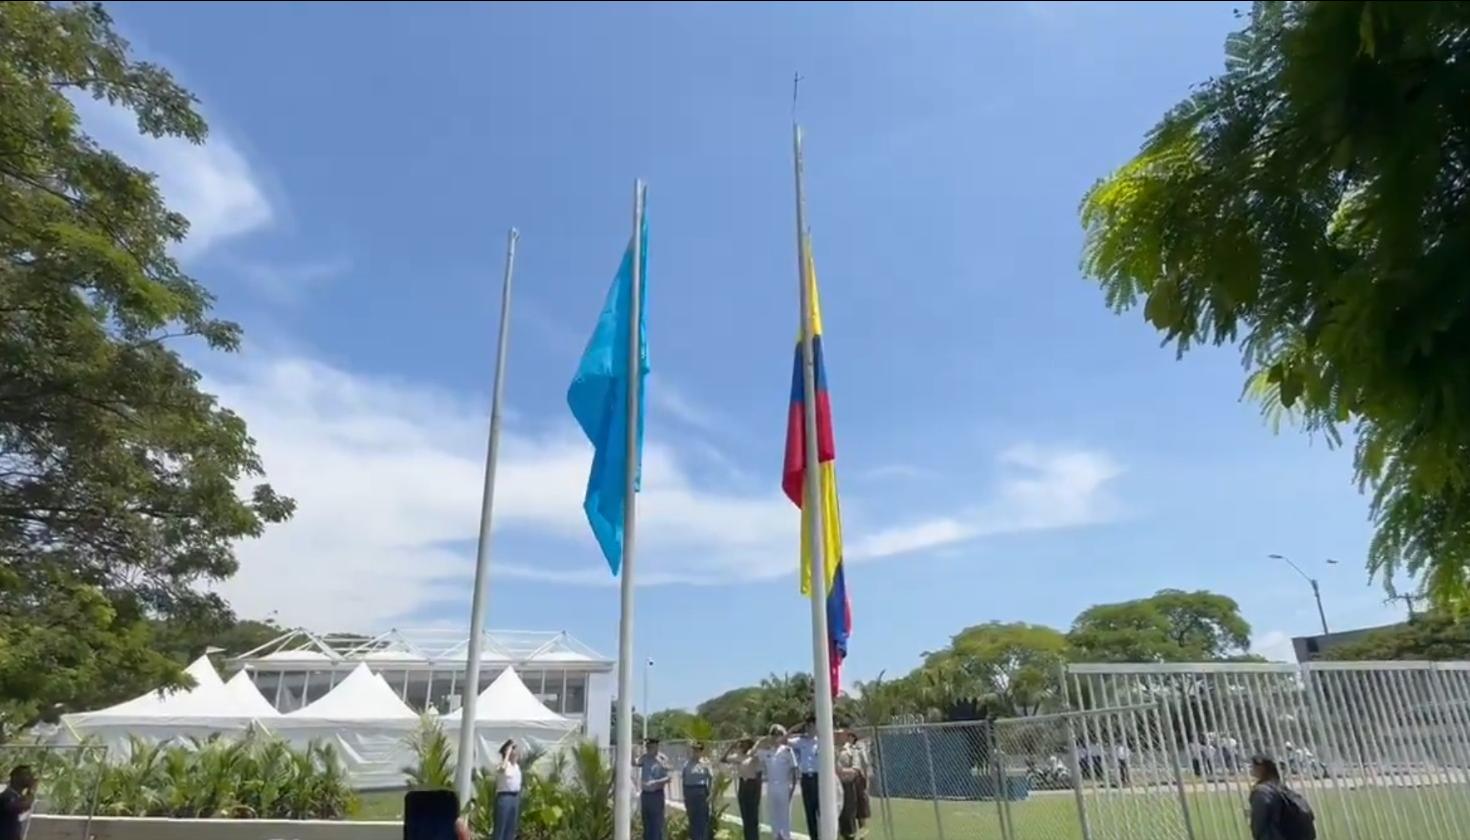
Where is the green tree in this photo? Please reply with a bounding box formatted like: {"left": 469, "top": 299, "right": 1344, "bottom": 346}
{"left": 696, "top": 686, "right": 761, "bottom": 739}
{"left": 0, "top": 569, "right": 179, "bottom": 735}
{"left": 1068, "top": 589, "right": 1252, "bottom": 662}
{"left": 1080, "top": 1, "right": 1470, "bottom": 607}
{"left": 0, "top": 2, "right": 291, "bottom": 733}
{"left": 150, "top": 615, "right": 283, "bottom": 664}
{"left": 923, "top": 622, "right": 1070, "bottom": 718}
{"left": 1325, "top": 611, "right": 1470, "bottom": 660}
{"left": 643, "top": 709, "right": 702, "bottom": 741}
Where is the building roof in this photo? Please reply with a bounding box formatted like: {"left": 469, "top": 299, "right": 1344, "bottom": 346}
{"left": 230, "top": 627, "right": 611, "bottom": 670}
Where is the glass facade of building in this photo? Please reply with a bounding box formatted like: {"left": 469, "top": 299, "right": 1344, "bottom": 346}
{"left": 245, "top": 666, "right": 594, "bottom": 718}
{"left": 229, "top": 629, "right": 614, "bottom": 742}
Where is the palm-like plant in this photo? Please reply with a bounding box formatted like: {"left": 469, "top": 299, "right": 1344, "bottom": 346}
{"left": 46, "top": 734, "right": 357, "bottom": 821}
{"left": 99, "top": 738, "right": 167, "bottom": 817}
{"left": 562, "top": 740, "right": 615, "bottom": 840}
{"left": 404, "top": 716, "right": 455, "bottom": 791}
{"left": 303, "top": 741, "right": 356, "bottom": 819}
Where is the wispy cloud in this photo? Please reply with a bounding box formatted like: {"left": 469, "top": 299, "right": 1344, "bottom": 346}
{"left": 860, "top": 464, "right": 934, "bottom": 483}
{"left": 847, "top": 445, "right": 1123, "bottom": 560}
{"left": 208, "top": 354, "right": 1124, "bottom": 629}
{"left": 649, "top": 384, "right": 730, "bottom": 437}
{"left": 231, "top": 257, "right": 353, "bottom": 307}
{"left": 73, "top": 97, "right": 273, "bottom": 259}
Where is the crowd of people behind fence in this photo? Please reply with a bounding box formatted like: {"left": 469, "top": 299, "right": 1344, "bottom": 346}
{"left": 636, "top": 715, "right": 873, "bottom": 840}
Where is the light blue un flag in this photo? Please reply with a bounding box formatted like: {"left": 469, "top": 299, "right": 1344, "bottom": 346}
{"left": 567, "top": 216, "right": 648, "bottom": 575}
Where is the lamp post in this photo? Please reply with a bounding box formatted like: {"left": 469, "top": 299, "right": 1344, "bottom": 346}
{"left": 642, "top": 658, "right": 653, "bottom": 741}
{"left": 1268, "top": 553, "right": 1335, "bottom": 635}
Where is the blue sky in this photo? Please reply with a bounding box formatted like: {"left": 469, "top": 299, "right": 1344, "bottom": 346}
{"left": 100, "top": 1, "right": 1404, "bottom": 711}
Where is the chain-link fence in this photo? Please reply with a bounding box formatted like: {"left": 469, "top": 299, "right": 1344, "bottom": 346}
{"left": 0, "top": 742, "right": 107, "bottom": 839}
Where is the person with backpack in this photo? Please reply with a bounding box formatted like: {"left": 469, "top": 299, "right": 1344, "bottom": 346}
{"left": 1249, "top": 754, "right": 1316, "bottom": 840}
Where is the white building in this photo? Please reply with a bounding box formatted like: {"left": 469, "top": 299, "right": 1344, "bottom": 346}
{"left": 228, "top": 628, "right": 614, "bottom": 747}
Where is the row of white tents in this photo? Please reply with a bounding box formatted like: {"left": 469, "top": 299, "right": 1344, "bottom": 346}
{"left": 56, "top": 657, "right": 579, "bottom": 788}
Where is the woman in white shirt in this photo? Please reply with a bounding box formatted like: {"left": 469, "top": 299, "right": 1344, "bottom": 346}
{"left": 491, "top": 739, "right": 523, "bottom": 840}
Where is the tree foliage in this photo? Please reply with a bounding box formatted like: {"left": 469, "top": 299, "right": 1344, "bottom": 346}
{"left": 1080, "top": 1, "right": 1470, "bottom": 606}
{"left": 0, "top": 2, "right": 290, "bottom": 732}
{"left": 663, "top": 590, "right": 1255, "bottom": 731}
{"left": 643, "top": 708, "right": 703, "bottom": 742}
{"left": 914, "top": 622, "right": 1069, "bottom": 719}
{"left": 150, "top": 615, "right": 283, "bottom": 664}
{"left": 694, "top": 686, "right": 763, "bottom": 739}
{"left": 1068, "top": 589, "right": 1253, "bottom": 663}
{"left": 1324, "top": 611, "right": 1470, "bottom": 660}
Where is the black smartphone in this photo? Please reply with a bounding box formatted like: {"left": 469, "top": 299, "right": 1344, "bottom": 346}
{"left": 403, "top": 789, "right": 459, "bottom": 840}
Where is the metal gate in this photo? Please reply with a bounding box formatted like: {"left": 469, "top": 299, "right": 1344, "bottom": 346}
{"left": 1065, "top": 661, "right": 1470, "bottom": 840}
{"left": 992, "top": 704, "right": 1193, "bottom": 840}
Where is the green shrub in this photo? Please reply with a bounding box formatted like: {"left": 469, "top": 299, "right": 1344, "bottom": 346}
{"left": 403, "top": 716, "right": 455, "bottom": 791}
{"left": 20, "top": 733, "right": 356, "bottom": 820}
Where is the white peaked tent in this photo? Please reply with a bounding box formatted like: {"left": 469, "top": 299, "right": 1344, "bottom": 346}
{"left": 270, "top": 664, "right": 420, "bottom": 789}
{"left": 224, "top": 670, "right": 280, "bottom": 718}
{"left": 284, "top": 664, "right": 418, "bottom": 721}
{"left": 447, "top": 666, "right": 579, "bottom": 769}
{"left": 59, "top": 656, "right": 255, "bottom": 751}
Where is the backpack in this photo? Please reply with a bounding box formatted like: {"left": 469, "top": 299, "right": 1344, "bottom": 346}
{"left": 1278, "top": 786, "right": 1316, "bottom": 840}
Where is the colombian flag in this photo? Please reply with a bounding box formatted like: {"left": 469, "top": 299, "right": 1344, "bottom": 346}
{"left": 782, "top": 238, "right": 851, "bottom": 699}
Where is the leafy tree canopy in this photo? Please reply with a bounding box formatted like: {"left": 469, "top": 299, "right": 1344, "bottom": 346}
{"left": 1324, "top": 611, "right": 1470, "bottom": 661}
{"left": 665, "top": 590, "right": 1256, "bottom": 732}
{"left": 1068, "top": 589, "right": 1252, "bottom": 663}
{"left": 916, "top": 622, "right": 1069, "bottom": 719}
{"left": 695, "top": 686, "right": 763, "bottom": 740}
{"left": 1081, "top": 1, "right": 1470, "bottom": 606}
{"left": 643, "top": 709, "right": 705, "bottom": 742}
{"left": 0, "top": 1, "right": 290, "bottom": 733}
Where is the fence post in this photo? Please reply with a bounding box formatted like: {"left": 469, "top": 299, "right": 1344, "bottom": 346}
{"left": 1065, "top": 714, "right": 1093, "bottom": 840}
{"left": 1162, "top": 707, "right": 1197, "bottom": 840}
{"left": 83, "top": 745, "right": 106, "bottom": 840}
{"left": 921, "top": 725, "right": 946, "bottom": 840}
{"left": 869, "top": 725, "right": 896, "bottom": 840}
{"left": 991, "top": 722, "right": 1012, "bottom": 840}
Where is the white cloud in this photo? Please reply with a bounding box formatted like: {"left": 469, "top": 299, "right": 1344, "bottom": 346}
{"left": 1252, "top": 630, "right": 1297, "bottom": 663}
{"left": 649, "top": 384, "right": 729, "bottom": 437}
{"left": 232, "top": 257, "right": 352, "bottom": 307}
{"left": 847, "top": 445, "right": 1122, "bottom": 560}
{"left": 205, "top": 354, "right": 795, "bottom": 628}
{"left": 859, "top": 464, "right": 933, "bottom": 482}
{"left": 72, "top": 97, "right": 272, "bottom": 258}
{"left": 207, "top": 354, "right": 1123, "bottom": 630}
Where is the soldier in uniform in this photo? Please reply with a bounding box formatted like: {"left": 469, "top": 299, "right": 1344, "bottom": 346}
{"left": 723, "top": 737, "right": 763, "bottom": 840}
{"left": 637, "top": 737, "right": 671, "bottom": 840}
{"left": 682, "top": 742, "right": 715, "bottom": 840}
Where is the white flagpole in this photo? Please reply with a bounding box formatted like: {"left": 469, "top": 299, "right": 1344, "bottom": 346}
{"left": 793, "top": 124, "right": 840, "bottom": 840}
{"left": 612, "top": 179, "right": 646, "bottom": 840}
{"left": 455, "top": 228, "right": 520, "bottom": 803}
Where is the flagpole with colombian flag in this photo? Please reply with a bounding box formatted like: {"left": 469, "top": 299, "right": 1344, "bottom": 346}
{"left": 785, "top": 122, "right": 846, "bottom": 840}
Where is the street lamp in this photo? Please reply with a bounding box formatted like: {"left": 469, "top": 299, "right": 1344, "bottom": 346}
{"left": 642, "top": 658, "right": 654, "bottom": 741}
{"left": 1268, "top": 553, "right": 1333, "bottom": 635}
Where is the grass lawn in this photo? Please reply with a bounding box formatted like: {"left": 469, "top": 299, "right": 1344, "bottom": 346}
{"left": 353, "top": 789, "right": 407, "bottom": 822}
{"left": 857, "top": 785, "right": 1470, "bottom": 840}
{"left": 355, "top": 783, "right": 1470, "bottom": 839}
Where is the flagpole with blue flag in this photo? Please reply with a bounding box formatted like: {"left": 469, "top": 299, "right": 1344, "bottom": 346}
{"left": 567, "top": 179, "right": 647, "bottom": 840}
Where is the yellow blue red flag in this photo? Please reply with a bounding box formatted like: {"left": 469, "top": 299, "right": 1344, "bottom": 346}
{"left": 782, "top": 238, "right": 850, "bottom": 699}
